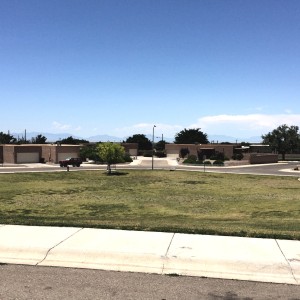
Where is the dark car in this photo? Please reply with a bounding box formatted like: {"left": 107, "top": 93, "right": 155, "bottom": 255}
{"left": 59, "top": 157, "right": 82, "bottom": 167}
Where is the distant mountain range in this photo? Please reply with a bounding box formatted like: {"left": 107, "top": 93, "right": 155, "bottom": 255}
{"left": 12, "top": 131, "right": 262, "bottom": 144}
{"left": 207, "top": 134, "right": 262, "bottom": 143}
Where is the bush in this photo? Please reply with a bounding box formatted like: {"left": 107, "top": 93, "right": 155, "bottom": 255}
{"left": 155, "top": 151, "right": 166, "bottom": 158}
{"left": 183, "top": 155, "right": 197, "bottom": 164}
{"left": 180, "top": 148, "right": 190, "bottom": 158}
{"left": 79, "top": 144, "right": 100, "bottom": 161}
{"left": 210, "top": 151, "right": 225, "bottom": 161}
{"left": 232, "top": 153, "right": 244, "bottom": 160}
{"left": 203, "top": 160, "right": 212, "bottom": 165}
{"left": 213, "top": 160, "right": 224, "bottom": 166}
{"left": 123, "top": 153, "right": 133, "bottom": 162}
{"left": 143, "top": 150, "right": 153, "bottom": 157}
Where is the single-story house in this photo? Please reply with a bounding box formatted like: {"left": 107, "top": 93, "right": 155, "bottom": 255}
{"left": 165, "top": 143, "right": 235, "bottom": 160}
{"left": 0, "top": 142, "right": 139, "bottom": 164}
{"left": 165, "top": 143, "right": 278, "bottom": 164}
{"left": 0, "top": 144, "right": 82, "bottom": 164}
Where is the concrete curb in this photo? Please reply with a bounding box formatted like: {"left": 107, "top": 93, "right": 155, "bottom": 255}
{"left": 0, "top": 225, "right": 299, "bottom": 285}
{"left": 162, "top": 234, "right": 298, "bottom": 285}
{"left": 0, "top": 225, "right": 81, "bottom": 265}
{"left": 40, "top": 229, "right": 174, "bottom": 274}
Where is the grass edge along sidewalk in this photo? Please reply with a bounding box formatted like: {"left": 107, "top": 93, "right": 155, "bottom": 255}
{"left": 0, "top": 170, "right": 299, "bottom": 240}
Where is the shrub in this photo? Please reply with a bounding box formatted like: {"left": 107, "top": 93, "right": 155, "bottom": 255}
{"left": 232, "top": 153, "right": 244, "bottom": 160}
{"left": 143, "top": 150, "right": 153, "bottom": 157}
{"left": 123, "top": 153, "right": 133, "bottom": 162}
{"left": 155, "top": 151, "right": 166, "bottom": 158}
{"left": 210, "top": 151, "right": 225, "bottom": 161}
{"left": 213, "top": 160, "right": 224, "bottom": 166}
{"left": 204, "top": 160, "right": 212, "bottom": 165}
{"left": 183, "top": 155, "right": 197, "bottom": 164}
{"left": 180, "top": 148, "right": 190, "bottom": 158}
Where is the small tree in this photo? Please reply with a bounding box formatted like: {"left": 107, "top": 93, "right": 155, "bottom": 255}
{"left": 97, "top": 143, "right": 125, "bottom": 174}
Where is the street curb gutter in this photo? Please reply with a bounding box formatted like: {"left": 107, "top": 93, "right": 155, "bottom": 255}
{"left": 0, "top": 225, "right": 299, "bottom": 285}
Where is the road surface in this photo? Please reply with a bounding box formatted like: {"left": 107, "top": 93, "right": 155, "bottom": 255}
{"left": 1, "top": 265, "right": 300, "bottom": 300}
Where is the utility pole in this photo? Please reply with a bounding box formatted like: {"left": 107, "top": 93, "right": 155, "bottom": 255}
{"left": 152, "top": 125, "right": 156, "bottom": 170}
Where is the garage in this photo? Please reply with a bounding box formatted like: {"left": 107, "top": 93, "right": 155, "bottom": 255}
{"left": 128, "top": 148, "right": 138, "bottom": 156}
{"left": 17, "top": 152, "right": 40, "bottom": 163}
{"left": 57, "top": 153, "right": 78, "bottom": 162}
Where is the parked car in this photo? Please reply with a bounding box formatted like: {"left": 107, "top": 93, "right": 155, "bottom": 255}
{"left": 59, "top": 157, "right": 82, "bottom": 167}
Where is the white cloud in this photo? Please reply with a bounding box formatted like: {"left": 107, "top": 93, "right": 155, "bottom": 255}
{"left": 114, "top": 123, "right": 183, "bottom": 137}
{"left": 112, "top": 114, "right": 300, "bottom": 139}
{"left": 52, "top": 121, "right": 82, "bottom": 132}
{"left": 190, "top": 114, "right": 300, "bottom": 137}
{"left": 52, "top": 121, "right": 71, "bottom": 131}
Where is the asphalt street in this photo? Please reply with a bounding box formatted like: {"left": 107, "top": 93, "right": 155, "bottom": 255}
{"left": 1, "top": 265, "right": 300, "bottom": 300}
{"left": 176, "top": 161, "right": 300, "bottom": 177}
{"left": 0, "top": 159, "right": 299, "bottom": 177}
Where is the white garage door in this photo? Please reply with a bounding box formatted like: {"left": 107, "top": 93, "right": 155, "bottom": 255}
{"left": 58, "top": 153, "right": 78, "bottom": 161}
{"left": 17, "top": 152, "right": 39, "bottom": 163}
{"left": 129, "top": 149, "right": 138, "bottom": 156}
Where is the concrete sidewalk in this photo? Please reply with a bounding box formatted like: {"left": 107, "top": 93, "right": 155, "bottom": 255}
{"left": 0, "top": 224, "right": 299, "bottom": 285}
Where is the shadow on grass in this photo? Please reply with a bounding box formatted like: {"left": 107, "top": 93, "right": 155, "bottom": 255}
{"left": 106, "top": 171, "right": 129, "bottom": 176}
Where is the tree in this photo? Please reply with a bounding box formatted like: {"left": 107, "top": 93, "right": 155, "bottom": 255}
{"left": 261, "top": 124, "right": 300, "bottom": 160}
{"left": 174, "top": 128, "right": 209, "bottom": 144}
{"left": 80, "top": 143, "right": 100, "bottom": 161}
{"left": 124, "top": 134, "right": 152, "bottom": 150}
{"left": 59, "top": 136, "right": 89, "bottom": 145}
{"left": 16, "top": 136, "right": 28, "bottom": 144}
{"left": 31, "top": 134, "right": 47, "bottom": 144}
{"left": 0, "top": 132, "right": 16, "bottom": 144}
{"left": 155, "top": 140, "right": 168, "bottom": 151}
{"left": 97, "top": 142, "right": 125, "bottom": 174}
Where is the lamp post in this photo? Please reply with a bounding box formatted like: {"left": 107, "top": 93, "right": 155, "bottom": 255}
{"left": 152, "top": 125, "right": 156, "bottom": 170}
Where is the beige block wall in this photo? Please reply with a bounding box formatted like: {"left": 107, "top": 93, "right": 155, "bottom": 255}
{"left": 0, "top": 146, "right": 3, "bottom": 163}
{"left": 249, "top": 154, "right": 278, "bottom": 164}
{"left": 3, "top": 145, "right": 16, "bottom": 163}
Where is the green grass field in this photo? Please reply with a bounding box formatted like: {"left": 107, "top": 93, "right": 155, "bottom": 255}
{"left": 0, "top": 170, "right": 299, "bottom": 239}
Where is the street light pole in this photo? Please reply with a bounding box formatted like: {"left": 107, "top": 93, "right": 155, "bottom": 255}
{"left": 152, "top": 125, "right": 156, "bottom": 170}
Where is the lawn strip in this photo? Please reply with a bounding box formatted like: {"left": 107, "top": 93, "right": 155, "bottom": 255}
{"left": 0, "top": 170, "right": 299, "bottom": 239}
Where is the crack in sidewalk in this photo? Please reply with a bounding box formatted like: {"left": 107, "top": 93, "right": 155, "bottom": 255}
{"left": 161, "top": 233, "right": 175, "bottom": 274}
{"left": 36, "top": 227, "right": 84, "bottom": 266}
{"left": 275, "top": 239, "right": 298, "bottom": 284}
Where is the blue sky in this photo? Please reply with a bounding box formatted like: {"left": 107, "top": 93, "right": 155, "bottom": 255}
{"left": 1, "top": 0, "right": 300, "bottom": 141}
